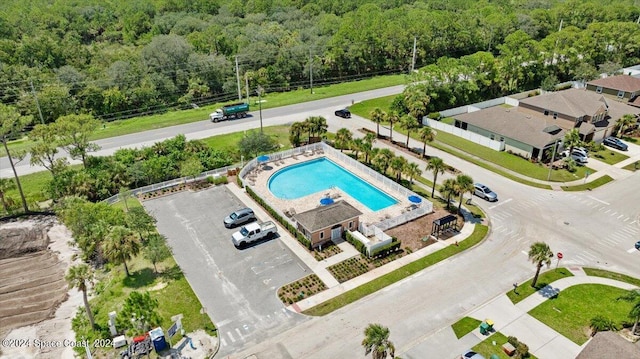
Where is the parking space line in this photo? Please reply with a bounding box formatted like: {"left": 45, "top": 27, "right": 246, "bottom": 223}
{"left": 220, "top": 337, "right": 227, "bottom": 347}
{"left": 588, "top": 196, "right": 610, "bottom": 205}
{"left": 227, "top": 332, "right": 236, "bottom": 343}
{"left": 521, "top": 250, "right": 528, "bottom": 256}
{"left": 235, "top": 328, "right": 244, "bottom": 339}
{"left": 617, "top": 214, "right": 625, "bottom": 219}
{"left": 488, "top": 198, "right": 512, "bottom": 209}
{"left": 604, "top": 209, "right": 611, "bottom": 214}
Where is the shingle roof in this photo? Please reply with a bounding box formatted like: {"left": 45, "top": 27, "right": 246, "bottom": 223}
{"left": 587, "top": 75, "right": 640, "bottom": 93}
{"left": 294, "top": 200, "right": 362, "bottom": 232}
{"left": 453, "top": 106, "right": 564, "bottom": 149}
{"left": 606, "top": 100, "right": 640, "bottom": 121}
{"left": 519, "top": 88, "right": 609, "bottom": 118}
{"left": 576, "top": 331, "right": 640, "bottom": 359}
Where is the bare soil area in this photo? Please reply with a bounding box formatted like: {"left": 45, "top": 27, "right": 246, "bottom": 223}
{"left": 386, "top": 208, "right": 463, "bottom": 252}
{"left": 0, "top": 217, "right": 81, "bottom": 359}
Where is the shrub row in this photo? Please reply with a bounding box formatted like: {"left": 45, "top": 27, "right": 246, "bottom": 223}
{"left": 245, "top": 186, "right": 311, "bottom": 249}
{"left": 370, "top": 238, "right": 401, "bottom": 258}
{"left": 206, "top": 175, "right": 228, "bottom": 185}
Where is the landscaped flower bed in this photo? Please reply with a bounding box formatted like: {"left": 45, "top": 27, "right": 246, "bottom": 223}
{"left": 278, "top": 274, "right": 327, "bottom": 305}
{"left": 328, "top": 251, "right": 406, "bottom": 283}
{"left": 312, "top": 243, "right": 343, "bottom": 261}
{"left": 138, "top": 176, "right": 228, "bottom": 200}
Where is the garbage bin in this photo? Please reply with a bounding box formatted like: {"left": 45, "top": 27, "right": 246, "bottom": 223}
{"left": 485, "top": 319, "right": 494, "bottom": 331}
{"left": 479, "top": 322, "right": 490, "bottom": 335}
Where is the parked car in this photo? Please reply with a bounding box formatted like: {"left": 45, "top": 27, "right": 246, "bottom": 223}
{"left": 334, "top": 108, "right": 351, "bottom": 118}
{"left": 635, "top": 241, "right": 640, "bottom": 250}
{"left": 569, "top": 152, "right": 588, "bottom": 164}
{"left": 460, "top": 350, "right": 486, "bottom": 359}
{"left": 231, "top": 221, "right": 278, "bottom": 248}
{"left": 224, "top": 208, "right": 256, "bottom": 228}
{"left": 561, "top": 148, "right": 588, "bottom": 158}
{"left": 473, "top": 183, "right": 498, "bottom": 202}
{"left": 603, "top": 137, "right": 628, "bottom": 151}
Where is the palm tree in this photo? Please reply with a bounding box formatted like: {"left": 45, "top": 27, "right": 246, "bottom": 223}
{"left": 362, "top": 323, "right": 395, "bottom": 359}
{"left": 404, "top": 84, "right": 430, "bottom": 120}
{"left": 363, "top": 133, "right": 376, "bottom": 163}
{"left": 617, "top": 114, "right": 636, "bottom": 137}
{"left": 352, "top": 138, "right": 364, "bottom": 160}
{"left": 302, "top": 118, "right": 312, "bottom": 142}
{"left": 419, "top": 126, "right": 435, "bottom": 158}
{"left": 370, "top": 108, "right": 386, "bottom": 138}
{"left": 335, "top": 128, "right": 353, "bottom": 152}
{"left": 289, "top": 121, "right": 305, "bottom": 147}
{"left": 404, "top": 162, "right": 422, "bottom": 185}
{"left": 454, "top": 174, "right": 474, "bottom": 214}
{"left": 618, "top": 289, "right": 640, "bottom": 335}
{"left": 589, "top": 315, "right": 617, "bottom": 336}
{"left": 563, "top": 128, "right": 582, "bottom": 156}
{"left": 374, "top": 149, "right": 394, "bottom": 174}
{"left": 310, "top": 116, "right": 328, "bottom": 138}
{"left": 386, "top": 111, "right": 399, "bottom": 143}
{"left": 440, "top": 178, "right": 458, "bottom": 210}
{"left": 426, "top": 157, "right": 446, "bottom": 198}
{"left": 0, "top": 178, "right": 16, "bottom": 214}
{"left": 103, "top": 225, "right": 141, "bottom": 276}
{"left": 390, "top": 156, "right": 407, "bottom": 182}
{"left": 65, "top": 264, "right": 96, "bottom": 330}
{"left": 527, "top": 242, "right": 554, "bottom": 288}
{"left": 400, "top": 114, "right": 420, "bottom": 148}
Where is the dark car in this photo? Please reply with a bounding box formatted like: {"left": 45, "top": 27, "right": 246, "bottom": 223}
{"left": 224, "top": 208, "right": 256, "bottom": 228}
{"left": 473, "top": 183, "right": 498, "bottom": 202}
{"left": 635, "top": 241, "right": 640, "bottom": 250}
{"left": 603, "top": 137, "right": 628, "bottom": 151}
{"left": 334, "top": 109, "right": 351, "bottom": 118}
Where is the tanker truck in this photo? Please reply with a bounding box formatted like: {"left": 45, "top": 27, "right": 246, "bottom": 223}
{"left": 209, "top": 102, "right": 250, "bottom": 122}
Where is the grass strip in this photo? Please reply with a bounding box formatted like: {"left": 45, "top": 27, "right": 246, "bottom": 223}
{"left": 452, "top": 317, "right": 482, "bottom": 339}
{"left": 472, "top": 331, "right": 538, "bottom": 359}
{"left": 583, "top": 267, "right": 640, "bottom": 287}
{"left": 302, "top": 224, "right": 488, "bottom": 316}
{"left": 590, "top": 149, "right": 629, "bottom": 165}
{"left": 561, "top": 175, "right": 613, "bottom": 191}
{"left": 507, "top": 268, "right": 573, "bottom": 304}
{"left": 622, "top": 161, "right": 640, "bottom": 171}
{"left": 528, "top": 284, "right": 631, "bottom": 345}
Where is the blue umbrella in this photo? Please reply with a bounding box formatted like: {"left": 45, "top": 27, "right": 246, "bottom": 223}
{"left": 320, "top": 198, "right": 334, "bottom": 206}
{"left": 257, "top": 155, "right": 269, "bottom": 162}
{"left": 408, "top": 195, "right": 422, "bottom": 204}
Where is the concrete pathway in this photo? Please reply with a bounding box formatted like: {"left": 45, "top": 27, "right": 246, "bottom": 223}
{"left": 450, "top": 270, "right": 639, "bottom": 359}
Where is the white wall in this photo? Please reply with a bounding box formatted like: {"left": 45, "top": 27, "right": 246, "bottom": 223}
{"left": 423, "top": 118, "right": 505, "bottom": 151}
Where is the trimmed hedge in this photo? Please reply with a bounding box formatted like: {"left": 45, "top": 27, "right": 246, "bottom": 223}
{"left": 345, "top": 231, "right": 368, "bottom": 256}
{"left": 245, "top": 186, "right": 311, "bottom": 249}
{"left": 207, "top": 175, "right": 228, "bottom": 185}
{"left": 370, "top": 238, "right": 401, "bottom": 258}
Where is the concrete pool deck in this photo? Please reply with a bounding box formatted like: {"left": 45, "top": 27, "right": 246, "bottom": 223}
{"left": 243, "top": 149, "right": 419, "bottom": 226}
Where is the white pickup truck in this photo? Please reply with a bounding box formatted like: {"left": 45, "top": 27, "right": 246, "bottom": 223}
{"left": 231, "top": 221, "right": 277, "bottom": 248}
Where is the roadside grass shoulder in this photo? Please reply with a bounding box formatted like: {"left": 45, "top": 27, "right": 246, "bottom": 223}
{"left": 583, "top": 267, "right": 640, "bottom": 287}
{"left": 302, "top": 224, "right": 488, "bottom": 316}
{"left": 507, "top": 268, "right": 573, "bottom": 304}
{"left": 622, "top": 161, "right": 639, "bottom": 171}
{"left": 4, "top": 75, "right": 406, "bottom": 156}
{"left": 452, "top": 317, "right": 481, "bottom": 339}
{"left": 528, "top": 284, "right": 631, "bottom": 345}
{"left": 349, "top": 95, "right": 397, "bottom": 117}
{"left": 561, "top": 175, "right": 613, "bottom": 191}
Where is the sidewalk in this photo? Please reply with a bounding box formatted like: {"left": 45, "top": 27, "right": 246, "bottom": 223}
{"left": 459, "top": 269, "right": 638, "bottom": 359}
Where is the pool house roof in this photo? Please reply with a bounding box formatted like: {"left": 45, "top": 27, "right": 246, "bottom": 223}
{"left": 294, "top": 200, "right": 362, "bottom": 233}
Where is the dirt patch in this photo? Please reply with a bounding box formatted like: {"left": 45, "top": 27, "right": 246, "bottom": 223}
{"left": 386, "top": 208, "right": 463, "bottom": 252}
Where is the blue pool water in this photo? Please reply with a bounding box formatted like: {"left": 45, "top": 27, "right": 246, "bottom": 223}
{"left": 268, "top": 158, "right": 398, "bottom": 211}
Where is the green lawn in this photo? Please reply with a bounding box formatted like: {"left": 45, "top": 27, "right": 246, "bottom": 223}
{"left": 528, "top": 284, "right": 632, "bottom": 345}
{"left": 590, "top": 148, "right": 629, "bottom": 165}
{"left": 472, "top": 332, "right": 538, "bottom": 359}
{"left": 622, "top": 161, "right": 640, "bottom": 171}
{"left": 302, "top": 224, "right": 488, "bottom": 316}
{"left": 452, "top": 317, "right": 482, "bottom": 339}
{"left": 110, "top": 197, "right": 143, "bottom": 211}
{"left": 583, "top": 268, "right": 640, "bottom": 287}
{"left": 4, "top": 75, "right": 406, "bottom": 156}
{"left": 349, "top": 94, "right": 397, "bottom": 119}
{"left": 507, "top": 268, "right": 573, "bottom": 304}
{"left": 200, "top": 125, "right": 292, "bottom": 156}
{"left": 561, "top": 175, "right": 613, "bottom": 192}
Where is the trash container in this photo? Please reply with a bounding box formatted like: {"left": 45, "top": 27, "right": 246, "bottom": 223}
{"left": 479, "top": 322, "right": 490, "bottom": 335}
{"left": 148, "top": 327, "right": 167, "bottom": 352}
{"left": 485, "top": 319, "right": 494, "bottom": 331}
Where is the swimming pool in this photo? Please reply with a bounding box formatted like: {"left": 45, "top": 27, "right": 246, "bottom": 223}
{"left": 268, "top": 158, "right": 398, "bottom": 211}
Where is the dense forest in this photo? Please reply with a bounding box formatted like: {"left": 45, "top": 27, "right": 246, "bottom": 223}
{"left": 0, "top": 0, "right": 639, "bottom": 123}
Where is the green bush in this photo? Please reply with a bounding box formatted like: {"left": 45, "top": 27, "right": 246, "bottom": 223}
{"left": 345, "top": 231, "right": 368, "bottom": 256}
{"left": 212, "top": 175, "right": 228, "bottom": 185}
{"left": 428, "top": 112, "right": 441, "bottom": 119}
{"left": 370, "top": 239, "right": 401, "bottom": 258}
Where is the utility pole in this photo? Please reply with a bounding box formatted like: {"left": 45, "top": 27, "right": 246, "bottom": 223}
{"left": 309, "top": 49, "right": 313, "bottom": 94}
{"left": 235, "top": 56, "right": 242, "bottom": 100}
{"left": 257, "top": 86, "right": 264, "bottom": 134}
{"left": 245, "top": 73, "right": 250, "bottom": 105}
{"left": 30, "top": 80, "right": 45, "bottom": 124}
{"left": 410, "top": 37, "right": 417, "bottom": 74}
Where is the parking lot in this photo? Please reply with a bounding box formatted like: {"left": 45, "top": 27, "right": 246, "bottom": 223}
{"left": 143, "top": 186, "right": 310, "bottom": 356}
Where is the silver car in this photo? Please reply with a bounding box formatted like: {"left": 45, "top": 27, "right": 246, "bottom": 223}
{"left": 224, "top": 208, "right": 256, "bottom": 228}
{"left": 474, "top": 183, "right": 498, "bottom": 202}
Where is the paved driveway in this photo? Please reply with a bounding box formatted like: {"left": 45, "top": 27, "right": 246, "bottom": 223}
{"left": 142, "top": 186, "right": 310, "bottom": 356}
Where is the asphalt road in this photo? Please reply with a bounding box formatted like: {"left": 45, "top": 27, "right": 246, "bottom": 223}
{"left": 142, "top": 186, "right": 310, "bottom": 357}
{"left": 0, "top": 85, "right": 404, "bottom": 178}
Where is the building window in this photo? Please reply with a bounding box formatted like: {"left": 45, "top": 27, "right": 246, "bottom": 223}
{"left": 544, "top": 110, "right": 549, "bottom": 116}
{"left": 596, "top": 86, "right": 602, "bottom": 94}
{"left": 500, "top": 137, "right": 504, "bottom": 142}
{"left": 617, "top": 90, "right": 625, "bottom": 98}
{"left": 490, "top": 134, "right": 495, "bottom": 140}
{"left": 348, "top": 221, "right": 353, "bottom": 229}
{"left": 553, "top": 112, "right": 558, "bottom": 119}
{"left": 319, "top": 231, "right": 324, "bottom": 239}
